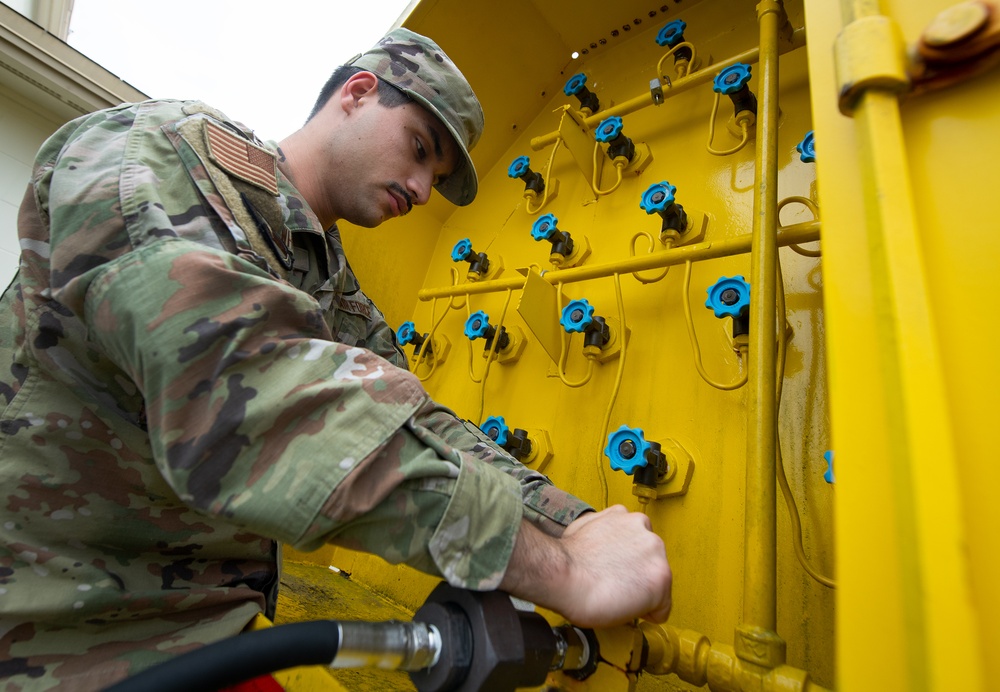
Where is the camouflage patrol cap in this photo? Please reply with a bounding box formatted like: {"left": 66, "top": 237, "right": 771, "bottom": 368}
{"left": 348, "top": 28, "right": 483, "bottom": 206}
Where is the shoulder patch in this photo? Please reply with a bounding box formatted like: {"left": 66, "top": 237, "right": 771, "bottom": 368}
{"left": 204, "top": 120, "right": 279, "bottom": 195}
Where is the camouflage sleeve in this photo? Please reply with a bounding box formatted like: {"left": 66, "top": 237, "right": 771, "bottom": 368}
{"left": 298, "top": 400, "right": 527, "bottom": 589}
{"left": 82, "top": 239, "right": 524, "bottom": 590}
{"left": 432, "top": 406, "right": 593, "bottom": 536}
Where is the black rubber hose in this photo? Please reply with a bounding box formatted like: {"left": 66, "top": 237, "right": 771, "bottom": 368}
{"left": 105, "top": 620, "right": 341, "bottom": 692}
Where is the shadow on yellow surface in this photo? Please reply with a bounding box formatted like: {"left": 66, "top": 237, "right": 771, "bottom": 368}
{"left": 275, "top": 559, "right": 417, "bottom": 691}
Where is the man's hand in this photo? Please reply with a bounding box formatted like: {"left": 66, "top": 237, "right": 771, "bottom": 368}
{"left": 499, "top": 505, "right": 672, "bottom": 628}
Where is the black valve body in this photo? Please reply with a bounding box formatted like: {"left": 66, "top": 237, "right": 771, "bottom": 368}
{"left": 659, "top": 203, "right": 689, "bottom": 236}
{"left": 549, "top": 231, "right": 575, "bottom": 259}
{"left": 485, "top": 325, "right": 510, "bottom": 354}
{"left": 503, "top": 428, "right": 532, "bottom": 461}
{"left": 575, "top": 89, "right": 600, "bottom": 114}
{"left": 607, "top": 136, "right": 636, "bottom": 163}
{"left": 410, "top": 332, "right": 430, "bottom": 354}
{"left": 728, "top": 86, "right": 758, "bottom": 118}
{"left": 583, "top": 317, "right": 611, "bottom": 349}
{"left": 732, "top": 311, "right": 750, "bottom": 338}
{"left": 469, "top": 252, "right": 491, "bottom": 276}
{"left": 520, "top": 170, "right": 545, "bottom": 195}
{"left": 634, "top": 442, "right": 668, "bottom": 491}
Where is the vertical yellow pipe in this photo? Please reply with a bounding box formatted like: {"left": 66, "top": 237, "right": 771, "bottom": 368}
{"left": 743, "top": 0, "right": 782, "bottom": 633}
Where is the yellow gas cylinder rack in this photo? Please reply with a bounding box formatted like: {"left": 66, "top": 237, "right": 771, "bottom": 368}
{"left": 284, "top": 0, "right": 1000, "bottom": 690}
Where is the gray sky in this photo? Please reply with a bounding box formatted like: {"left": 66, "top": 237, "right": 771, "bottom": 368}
{"left": 68, "top": 0, "right": 414, "bottom": 140}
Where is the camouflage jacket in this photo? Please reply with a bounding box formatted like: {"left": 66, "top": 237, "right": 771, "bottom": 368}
{"left": 0, "top": 100, "right": 590, "bottom": 690}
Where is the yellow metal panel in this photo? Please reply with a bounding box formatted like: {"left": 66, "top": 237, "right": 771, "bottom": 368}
{"left": 405, "top": 1, "right": 833, "bottom": 689}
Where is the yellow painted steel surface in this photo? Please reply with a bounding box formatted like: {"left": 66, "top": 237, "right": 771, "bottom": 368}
{"left": 279, "top": 0, "right": 999, "bottom": 690}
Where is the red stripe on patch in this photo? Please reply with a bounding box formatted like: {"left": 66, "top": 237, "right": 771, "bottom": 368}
{"left": 205, "top": 120, "right": 279, "bottom": 195}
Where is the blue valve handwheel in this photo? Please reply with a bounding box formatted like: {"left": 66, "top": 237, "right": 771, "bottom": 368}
{"left": 564, "top": 72, "right": 588, "bottom": 96}
{"left": 656, "top": 19, "right": 687, "bottom": 47}
{"left": 713, "top": 63, "right": 752, "bottom": 94}
{"left": 595, "top": 116, "right": 624, "bottom": 143}
{"left": 705, "top": 275, "right": 751, "bottom": 318}
{"left": 508, "top": 155, "right": 530, "bottom": 178}
{"left": 640, "top": 181, "right": 677, "bottom": 215}
{"left": 604, "top": 425, "right": 652, "bottom": 475}
{"left": 464, "top": 310, "right": 491, "bottom": 340}
{"left": 396, "top": 321, "right": 417, "bottom": 346}
{"left": 560, "top": 299, "right": 595, "bottom": 333}
{"left": 451, "top": 238, "right": 473, "bottom": 262}
{"left": 481, "top": 416, "right": 510, "bottom": 447}
{"left": 824, "top": 450, "right": 835, "bottom": 484}
{"left": 531, "top": 213, "right": 559, "bottom": 241}
{"left": 796, "top": 131, "right": 816, "bottom": 163}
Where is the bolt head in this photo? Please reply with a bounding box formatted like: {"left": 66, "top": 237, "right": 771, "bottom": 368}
{"left": 571, "top": 309, "right": 584, "bottom": 322}
{"left": 473, "top": 319, "right": 482, "bottom": 330}
{"left": 725, "top": 72, "right": 739, "bottom": 84}
{"left": 651, "top": 191, "right": 665, "bottom": 204}
{"left": 721, "top": 288, "right": 740, "bottom": 305}
{"left": 923, "top": 1, "right": 990, "bottom": 47}
{"left": 619, "top": 440, "right": 637, "bottom": 459}
{"left": 487, "top": 428, "right": 499, "bottom": 440}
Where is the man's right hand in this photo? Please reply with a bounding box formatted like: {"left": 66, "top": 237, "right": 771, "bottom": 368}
{"left": 499, "top": 505, "right": 672, "bottom": 628}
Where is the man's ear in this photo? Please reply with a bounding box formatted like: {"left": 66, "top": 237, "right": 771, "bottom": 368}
{"left": 339, "top": 71, "right": 380, "bottom": 113}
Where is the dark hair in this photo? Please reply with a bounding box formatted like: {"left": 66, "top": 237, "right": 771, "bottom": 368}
{"left": 307, "top": 65, "right": 412, "bottom": 121}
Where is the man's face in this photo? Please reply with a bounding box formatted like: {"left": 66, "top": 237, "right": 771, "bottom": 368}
{"left": 330, "top": 94, "right": 459, "bottom": 228}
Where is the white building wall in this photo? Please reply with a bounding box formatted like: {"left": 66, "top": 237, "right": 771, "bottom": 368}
{"left": 0, "top": 84, "right": 62, "bottom": 288}
{"left": 0, "top": 1, "right": 146, "bottom": 290}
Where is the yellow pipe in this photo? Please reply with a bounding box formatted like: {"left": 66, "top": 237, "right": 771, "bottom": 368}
{"left": 778, "top": 196, "right": 822, "bottom": 257}
{"left": 591, "top": 142, "right": 626, "bottom": 196}
{"left": 640, "top": 621, "right": 831, "bottom": 692}
{"left": 707, "top": 93, "right": 753, "bottom": 157}
{"left": 418, "top": 222, "right": 820, "bottom": 301}
{"left": 529, "top": 28, "right": 806, "bottom": 151}
{"left": 524, "top": 139, "right": 563, "bottom": 215}
{"left": 743, "top": 0, "right": 782, "bottom": 640}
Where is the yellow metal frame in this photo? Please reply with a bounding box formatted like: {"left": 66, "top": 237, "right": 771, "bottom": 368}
{"left": 806, "top": 0, "right": 997, "bottom": 689}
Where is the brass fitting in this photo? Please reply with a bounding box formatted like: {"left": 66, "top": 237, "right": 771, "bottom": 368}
{"left": 639, "top": 621, "right": 830, "bottom": 692}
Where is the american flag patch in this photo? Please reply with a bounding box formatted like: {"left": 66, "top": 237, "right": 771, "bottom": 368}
{"left": 204, "top": 120, "right": 278, "bottom": 195}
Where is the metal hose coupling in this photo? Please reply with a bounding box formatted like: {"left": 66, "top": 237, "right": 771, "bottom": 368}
{"left": 333, "top": 620, "right": 442, "bottom": 672}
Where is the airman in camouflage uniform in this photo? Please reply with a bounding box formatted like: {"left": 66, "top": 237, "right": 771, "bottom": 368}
{"left": 0, "top": 28, "right": 671, "bottom": 690}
